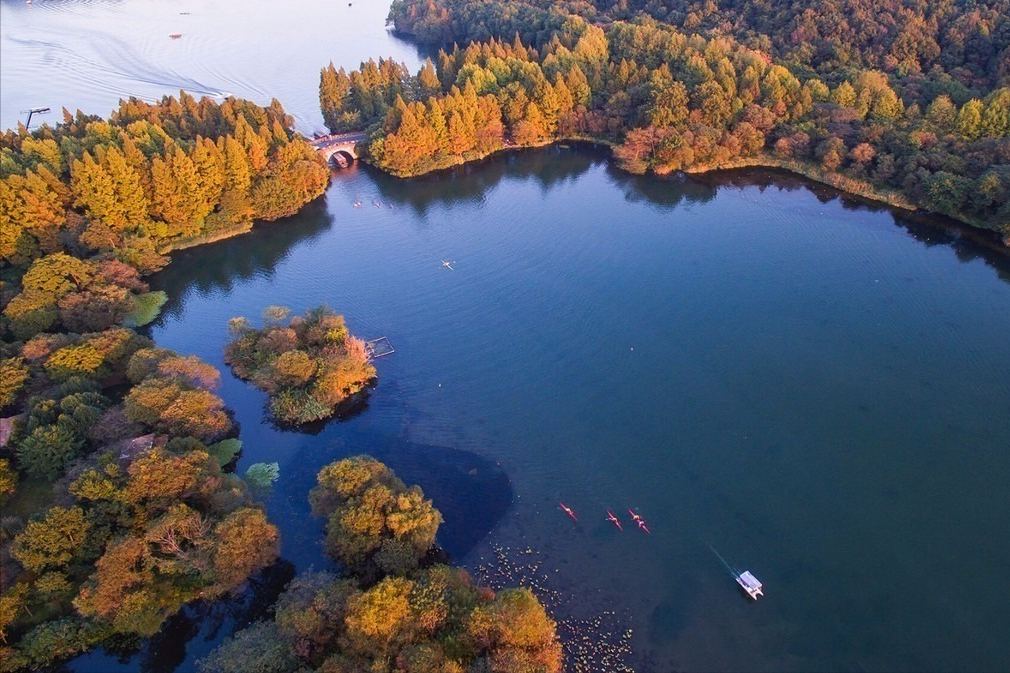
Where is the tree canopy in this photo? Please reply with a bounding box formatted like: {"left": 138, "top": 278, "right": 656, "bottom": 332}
{"left": 324, "top": 0, "right": 1010, "bottom": 235}
{"left": 200, "top": 458, "right": 562, "bottom": 673}
{"left": 225, "top": 306, "right": 376, "bottom": 426}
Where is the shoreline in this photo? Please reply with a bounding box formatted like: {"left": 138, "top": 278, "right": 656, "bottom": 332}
{"left": 356, "top": 137, "right": 1008, "bottom": 250}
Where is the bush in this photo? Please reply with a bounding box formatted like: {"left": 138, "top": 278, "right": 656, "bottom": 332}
{"left": 123, "top": 291, "right": 168, "bottom": 328}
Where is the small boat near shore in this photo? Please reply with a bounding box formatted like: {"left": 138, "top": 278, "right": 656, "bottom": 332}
{"left": 735, "top": 571, "right": 763, "bottom": 600}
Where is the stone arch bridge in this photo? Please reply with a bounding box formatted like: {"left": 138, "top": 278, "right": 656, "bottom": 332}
{"left": 307, "top": 131, "right": 368, "bottom": 168}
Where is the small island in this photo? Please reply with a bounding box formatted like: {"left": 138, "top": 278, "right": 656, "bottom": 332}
{"left": 224, "top": 306, "right": 376, "bottom": 426}
{"left": 200, "top": 456, "right": 562, "bottom": 673}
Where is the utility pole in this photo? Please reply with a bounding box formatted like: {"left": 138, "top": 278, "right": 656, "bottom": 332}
{"left": 21, "top": 106, "right": 50, "bottom": 128}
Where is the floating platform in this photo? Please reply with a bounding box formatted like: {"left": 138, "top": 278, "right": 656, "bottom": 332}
{"left": 365, "top": 336, "right": 394, "bottom": 358}
{"left": 736, "top": 571, "right": 763, "bottom": 600}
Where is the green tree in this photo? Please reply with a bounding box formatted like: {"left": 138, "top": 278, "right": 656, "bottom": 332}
{"left": 17, "top": 424, "right": 85, "bottom": 479}
{"left": 197, "top": 621, "right": 297, "bottom": 673}
{"left": 11, "top": 506, "right": 92, "bottom": 573}
{"left": 956, "top": 99, "right": 984, "bottom": 139}
{"left": 926, "top": 95, "right": 958, "bottom": 130}
{"left": 0, "top": 459, "right": 18, "bottom": 509}
{"left": 0, "top": 357, "right": 29, "bottom": 409}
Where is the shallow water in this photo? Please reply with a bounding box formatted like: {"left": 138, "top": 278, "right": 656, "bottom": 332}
{"left": 5, "top": 1, "right": 1010, "bottom": 671}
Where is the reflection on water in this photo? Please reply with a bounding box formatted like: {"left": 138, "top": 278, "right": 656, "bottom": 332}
{"left": 66, "top": 561, "right": 296, "bottom": 673}
{"left": 150, "top": 198, "right": 335, "bottom": 321}
{"left": 366, "top": 144, "right": 608, "bottom": 216}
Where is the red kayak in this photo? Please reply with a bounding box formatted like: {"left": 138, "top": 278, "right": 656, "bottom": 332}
{"left": 629, "top": 509, "right": 650, "bottom": 533}
{"left": 560, "top": 502, "right": 578, "bottom": 521}
{"left": 606, "top": 510, "right": 623, "bottom": 531}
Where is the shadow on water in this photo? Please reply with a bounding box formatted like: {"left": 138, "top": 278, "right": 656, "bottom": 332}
{"left": 66, "top": 561, "right": 297, "bottom": 673}
{"left": 365, "top": 144, "right": 608, "bottom": 216}
{"left": 148, "top": 197, "right": 335, "bottom": 321}
{"left": 696, "top": 166, "right": 1010, "bottom": 277}
{"left": 66, "top": 436, "right": 512, "bottom": 673}
{"left": 366, "top": 438, "right": 514, "bottom": 560}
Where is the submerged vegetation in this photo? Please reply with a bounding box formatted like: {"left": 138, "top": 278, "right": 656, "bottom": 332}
{"left": 320, "top": 0, "right": 1009, "bottom": 237}
{"left": 200, "top": 457, "right": 562, "bottom": 673}
{"left": 225, "top": 305, "right": 376, "bottom": 426}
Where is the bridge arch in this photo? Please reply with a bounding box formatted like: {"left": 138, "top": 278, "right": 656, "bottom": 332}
{"left": 328, "top": 150, "right": 356, "bottom": 168}
{"left": 308, "top": 132, "right": 368, "bottom": 170}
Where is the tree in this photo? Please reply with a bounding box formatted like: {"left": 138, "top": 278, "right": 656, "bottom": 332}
{"left": 468, "top": 588, "right": 563, "bottom": 673}
{"left": 17, "top": 424, "right": 85, "bottom": 480}
{"left": 208, "top": 508, "right": 279, "bottom": 597}
{"left": 343, "top": 577, "right": 413, "bottom": 657}
{"left": 273, "top": 571, "right": 356, "bottom": 653}
{"left": 926, "top": 95, "right": 958, "bottom": 131}
{"left": 309, "top": 457, "right": 442, "bottom": 578}
{"left": 44, "top": 343, "right": 106, "bottom": 381}
{"left": 123, "top": 447, "right": 214, "bottom": 510}
{"left": 0, "top": 357, "right": 29, "bottom": 409}
{"left": 124, "top": 377, "right": 231, "bottom": 442}
{"left": 956, "top": 99, "right": 984, "bottom": 139}
{"left": 70, "top": 149, "right": 149, "bottom": 234}
{"left": 831, "top": 81, "right": 857, "bottom": 108}
{"left": 0, "top": 583, "right": 31, "bottom": 645}
{"left": 417, "top": 59, "right": 442, "bottom": 99}
{"left": 11, "top": 506, "right": 92, "bottom": 573}
{"left": 58, "top": 285, "right": 133, "bottom": 333}
{"left": 72, "top": 535, "right": 166, "bottom": 636}
{"left": 817, "top": 136, "right": 847, "bottom": 172}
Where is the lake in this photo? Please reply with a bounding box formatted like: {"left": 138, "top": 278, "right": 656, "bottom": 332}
{"left": 4, "top": 1, "right": 1010, "bottom": 671}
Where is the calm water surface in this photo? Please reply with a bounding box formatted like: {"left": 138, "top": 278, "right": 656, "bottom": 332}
{"left": 5, "top": 2, "right": 1010, "bottom": 672}
{"left": 143, "top": 154, "right": 1010, "bottom": 672}
{"left": 1, "top": 0, "right": 425, "bottom": 131}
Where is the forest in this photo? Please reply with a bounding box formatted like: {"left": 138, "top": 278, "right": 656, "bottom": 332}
{"left": 319, "top": 0, "right": 1009, "bottom": 236}
{"left": 1, "top": 94, "right": 329, "bottom": 277}
{"left": 0, "top": 94, "right": 327, "bottom": 669}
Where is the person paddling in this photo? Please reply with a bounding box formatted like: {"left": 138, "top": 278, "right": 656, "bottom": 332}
{"left": 560, "top": 502, "right": 578, "bottom": 521}
{"left": 628, "top": 508, "right": 650, "bottom": 533}
{"left": 606, "top": 510, "right": 623, "bottom": 531}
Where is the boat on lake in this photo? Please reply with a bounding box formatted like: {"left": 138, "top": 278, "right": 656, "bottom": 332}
{"left": 736, "top": 571, "right": 763, "bottom": 600}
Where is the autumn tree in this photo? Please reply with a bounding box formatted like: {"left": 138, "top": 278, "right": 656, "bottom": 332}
{"left": 309, "top": 456, "right": 442, "bottom": 579}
